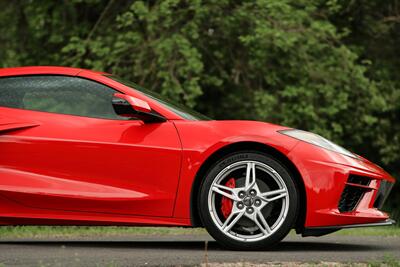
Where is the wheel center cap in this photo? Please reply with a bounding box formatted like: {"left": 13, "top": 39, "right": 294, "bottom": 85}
{"left": 243, "top": 196, "right": 254, "bottom": 207}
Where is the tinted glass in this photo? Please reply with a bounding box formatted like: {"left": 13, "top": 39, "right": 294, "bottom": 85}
{"left": 0, "top": 75, "right": 127, "bottom": 120}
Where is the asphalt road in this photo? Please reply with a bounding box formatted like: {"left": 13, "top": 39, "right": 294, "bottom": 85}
{"left": 0, "top": 234, "right": 399, "bottom": 266}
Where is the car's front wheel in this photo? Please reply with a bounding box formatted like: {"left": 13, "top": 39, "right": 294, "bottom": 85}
{"left": 199, "top": 151, "right": 299, "bottom": 250}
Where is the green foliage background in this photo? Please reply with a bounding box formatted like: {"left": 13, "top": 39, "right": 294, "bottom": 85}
{"left": 0, "top": 0, "right": 398, "bottom": 220}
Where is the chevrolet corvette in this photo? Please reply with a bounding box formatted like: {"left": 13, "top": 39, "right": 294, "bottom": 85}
{"left": 0, "top": 66, "right": 395, "bottom": 250}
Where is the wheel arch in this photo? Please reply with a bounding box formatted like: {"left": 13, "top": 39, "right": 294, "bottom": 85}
{"left": 190, "top": 141, "right": 307, "bottom": 232}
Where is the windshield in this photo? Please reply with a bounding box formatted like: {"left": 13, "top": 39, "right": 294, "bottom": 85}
{"left": 106, "top": 75, "right": 210, "bottom": 121}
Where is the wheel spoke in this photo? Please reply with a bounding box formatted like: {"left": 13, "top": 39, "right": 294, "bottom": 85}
{"left": 222, "top": 210, "right": 245, "bottom": 233}
{"left": 254, "top": 210, "right": 271, "bottom": 235}
{"left": 260, "top": 188, "right": 287, "bottom": 202}
{"left": 212, "top": 184, "right": 236, "bottom": 200}
{"left": 245, "top": 162, "right": 256, "bottom": 189}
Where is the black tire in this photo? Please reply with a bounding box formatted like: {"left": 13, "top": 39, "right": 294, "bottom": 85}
{"left": 198, "top": 151, "right": 299, "bottom": 250}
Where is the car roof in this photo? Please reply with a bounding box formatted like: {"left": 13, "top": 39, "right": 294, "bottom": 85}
{"left": 0, "top": 66, "right": 107, "bottom": 77}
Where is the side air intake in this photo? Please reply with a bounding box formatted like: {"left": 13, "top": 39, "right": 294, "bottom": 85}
{"left": 338, "top": 175, "right": 372, "bottom": 213}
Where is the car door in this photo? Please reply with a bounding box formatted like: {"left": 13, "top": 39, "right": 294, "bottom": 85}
{"left": 0, "top": 75, "right": 182, "bottom": 217}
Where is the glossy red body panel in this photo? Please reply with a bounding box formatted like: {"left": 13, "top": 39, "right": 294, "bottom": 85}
{"left": 0, "top": 107, "right": 181, "bottom": 217}
{"left": 0, "top": 66, "right": 396, "bottom": 229}
{"left": 172, "top": 120, "right": 298, "bottom": 219}
{"left": 0, "top": 66, "right": 85, "bottom": 77}
{"left": 287, "top": 142, "right": 394, "bottom": 227}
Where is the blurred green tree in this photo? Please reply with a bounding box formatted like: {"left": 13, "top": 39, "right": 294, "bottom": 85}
{"left": 0, "top": 0, "right": 398, "bottom": 219}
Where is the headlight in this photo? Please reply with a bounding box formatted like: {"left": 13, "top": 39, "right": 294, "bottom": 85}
{"left": 279, "top": 129, "right": 357, "bottom": 158}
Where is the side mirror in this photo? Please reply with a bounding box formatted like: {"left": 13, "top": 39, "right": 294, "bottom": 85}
{"left": 112, "top": 93, "right": 166, "bottom": 123}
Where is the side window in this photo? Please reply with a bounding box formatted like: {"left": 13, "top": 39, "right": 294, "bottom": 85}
{"left": 0, "top": 75, "right": 129, "bottom": 120}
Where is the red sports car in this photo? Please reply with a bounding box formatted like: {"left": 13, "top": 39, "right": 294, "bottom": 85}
{"left": 0, "top": 66, "right": 395, "bottom": 250}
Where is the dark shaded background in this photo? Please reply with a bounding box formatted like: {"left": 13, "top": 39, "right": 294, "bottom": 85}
{"left": 0, "top": 0, "right": 398, "bottom": 221}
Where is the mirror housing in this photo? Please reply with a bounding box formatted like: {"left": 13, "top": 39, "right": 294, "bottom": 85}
{"left": 112, "top": 93, "right": 166, "bottom": 123}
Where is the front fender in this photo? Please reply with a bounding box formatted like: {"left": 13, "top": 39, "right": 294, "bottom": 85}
{"left": 171, "top": 120, "right": 299, "bottom": 220}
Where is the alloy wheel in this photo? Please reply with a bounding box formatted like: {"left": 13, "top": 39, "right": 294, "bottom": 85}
{"left": 207, "top": 160, "right": 290, "bottom": 242}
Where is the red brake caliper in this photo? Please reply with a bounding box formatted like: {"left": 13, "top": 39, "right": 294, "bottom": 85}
{"left": 221, "top": 178, "right": 236, "bottom": 219}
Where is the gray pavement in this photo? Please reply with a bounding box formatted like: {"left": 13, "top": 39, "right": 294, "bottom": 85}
{"left": 0, "top": 234, "right": 399, "bottom": 266}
